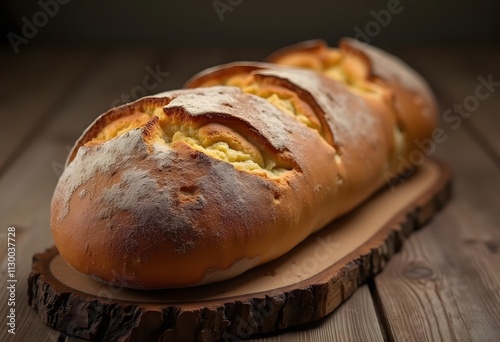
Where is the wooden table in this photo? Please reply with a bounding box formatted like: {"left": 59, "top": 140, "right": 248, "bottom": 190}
{"left": 1, "top": 43, "right": 499, "bottom": 341}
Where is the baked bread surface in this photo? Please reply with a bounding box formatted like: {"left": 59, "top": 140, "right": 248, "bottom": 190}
{"left": 51, "top": 39, "right": 437, "bottom": 289}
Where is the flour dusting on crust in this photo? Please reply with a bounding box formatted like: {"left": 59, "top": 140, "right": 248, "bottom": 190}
{"left": 164, "top": 86, "right": 293, "bottom": 151}
{"left": 255, "top": 68, "right": 380, "bottom": 151}
{"left": 100, "top": 149, "right": 204, "bottom": 254}
{"left": 165, "top": 87, "right": 240, "bottom": 117}
{"left": 55, "top": 129, "right": 147, "bottom": 220}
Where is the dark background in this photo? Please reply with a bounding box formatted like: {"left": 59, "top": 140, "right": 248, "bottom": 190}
{"left": 1, "top": 0, "right": 499, "bottom": 51}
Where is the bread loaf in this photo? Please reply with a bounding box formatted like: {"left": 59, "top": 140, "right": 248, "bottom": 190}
{"left": 51, "top": 39, "right": 437, "bottom": 289}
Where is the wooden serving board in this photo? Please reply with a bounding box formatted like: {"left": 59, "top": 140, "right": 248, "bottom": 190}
{"left": 28, "top": 158, "right": 451, "bottom": 342}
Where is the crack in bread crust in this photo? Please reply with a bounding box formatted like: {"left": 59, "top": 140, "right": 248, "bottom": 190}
{"left": 71, "top": 92, "right": 294, "bottom": 178}
{"left": 188, "top": 67, "right": 337, "bottom": 147}
{"left": 226, "top": 74, "right": 321, "bottom": 132}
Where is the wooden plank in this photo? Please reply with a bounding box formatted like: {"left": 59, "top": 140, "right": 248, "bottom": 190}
{"left": 372, "top": 47, "right": 500, "bottom": 341}
{"left": 0, "top": 48, "right": 96, "bottom": 173}
{"left": 249, "top": 285, "right": 384, "bottom": 342}
{"left": 0, "top": 48, "right": 160, "bottom": 342}
{"left": 374, "top": 128, "right": 500, "bottom": 341}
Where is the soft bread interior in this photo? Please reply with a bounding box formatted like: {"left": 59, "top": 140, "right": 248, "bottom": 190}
{"left": 225, "top": 75, "right": 321, "bottom": 132}
{"left": 84, "top": 103, "right": 291, "bottom": 178}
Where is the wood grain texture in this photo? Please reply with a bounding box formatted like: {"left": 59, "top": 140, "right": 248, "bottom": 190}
{"left": 374, "top": 128, "right": 500, "bottom": 342}
{"left": 373, "top": 48, "right": 500, "bottom": 342}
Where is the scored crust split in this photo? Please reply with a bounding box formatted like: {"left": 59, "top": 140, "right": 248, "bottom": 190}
{"left": 50, "top": 39, "right": 437, "bottom": 289}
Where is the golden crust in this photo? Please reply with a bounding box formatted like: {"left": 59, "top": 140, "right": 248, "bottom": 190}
{"left": 52, "top": 39, "right": 437, "bottom": 289}
{"left": 266, "top": 38, "right": 438, "bottom": 171}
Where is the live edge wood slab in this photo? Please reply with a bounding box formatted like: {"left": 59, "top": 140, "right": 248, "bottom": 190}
{"left": 28, "top": 158, "right": 451, "bottom": 342}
